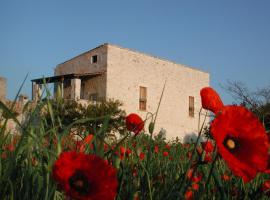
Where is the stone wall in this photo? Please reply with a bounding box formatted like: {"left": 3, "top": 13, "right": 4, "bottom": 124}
{"left": 106, "top": 44, "right": 210, "bottom": 140}
{"left": 81, "top": 74, "right": 107, "bottom": 100}
{"left": 54, "top": 45, "right": 108, "bottom": 100}
{"left": 55, "top": 45, "right": 108, "bottom": 76}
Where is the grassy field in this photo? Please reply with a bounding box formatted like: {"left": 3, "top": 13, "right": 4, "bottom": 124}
{"left": 0, "top": 86, "right": 270, "bottom": 200}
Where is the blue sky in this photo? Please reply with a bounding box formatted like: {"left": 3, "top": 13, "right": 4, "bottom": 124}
{"left": 0, "top": 0, "right": 270, "bottom": 104}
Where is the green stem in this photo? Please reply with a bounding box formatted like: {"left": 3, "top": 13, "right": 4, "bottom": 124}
{"left": 212, "top": 167, "right": 228, "bottom": 200}
{"left": 139, "top": 161, "right": 153, "bottom": 200}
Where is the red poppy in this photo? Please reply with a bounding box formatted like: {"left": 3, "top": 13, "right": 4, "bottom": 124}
{"left": 1, "top": 152, "right": 7, "bottom": 159}
{"left": 32, "top": 157, "right": 38, "bottom": 166}
{"left": 4, "top": 143, "right": 15, "bottom": 152}
{"left": 211, "top": 105, "right": 269, "bottom": 182}
{"left": 78, "top": 134, "right": 94, "bottom": 153}
{"left": 221, "top": 174, "right": 230, "bottom": 182}
{"left": 187, "top": 151, "right": 192, "bottom": 159}
{"left": 119, "top": 146, "right": 125, "bottom": 160}
{"left": 139, "top": 152, "right": 145, "bottom": 160}
{"left": 262, "top": 180, "right": 270, "bottom": 196}
{"left": 165, "top": 144, "right": 171, "bottom": 150}
{"left": 126, "top": 113, "right": 144, "bottom": 135}
{"left": 104, "top": 143, "right": 109, "bottom": 151}
{"left": 196, "top": 147, "right": 203, "bottom": 156}
{"left": 120, "top": 146, "right": 125, "bottom": 154}
{"left": 132, "top": 168, "right": 138, "bottom": 177}
{"left": 126, "top": 148, "right": 132, "bottom": 156}
{"left": 163, "top": 151, "right": 169, "bottom": 157}
{"left": 119, "top": 146, "right": 131, "bottom": 160}
{"left": 203, "top": 154, "right": 212, "bottom": 163}
{"left": 201, "top": 141, "right": 214, "bottom": 153}
{"left": 133, "top": 192, "right": 140, "bottom": 200}
{"left": 53, "top": 152, "right": 118, "bottom": 200}
{"left": 186, "top": 169, "right": 194, "bottom": 180}
{"left": 154, "top": 145, "right": 159, "bottom": 153}
{"left": 192, "top": 183, "right": 199, "bottom": 191}
{"left": 132, "top": 142, "right": 137, "bottom": 148}
{"left": 200, "top": 87, "right": 224, "bottom": 114}
{"left": 191, "top": 174, "right": 203, "bottom": 183}
{"left": 184, "top": 189, "right": 193, "bottom": 200}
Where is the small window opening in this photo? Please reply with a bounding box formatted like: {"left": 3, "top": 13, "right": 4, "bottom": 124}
{"left": 189, "top": 96, "right": 195, "bottom": 117}
{"left": 91, "top": 55, "right": 98, "bottom": 63}
{"left": 139, "top": 86, "right": 147, "bottom": 111}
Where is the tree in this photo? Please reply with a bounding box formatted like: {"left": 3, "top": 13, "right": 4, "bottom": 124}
{"left": 44, "top": 98, "right": 126, "bottom": 136}
{"left": 223, "top": 81, "right": 270, "bottom": 131}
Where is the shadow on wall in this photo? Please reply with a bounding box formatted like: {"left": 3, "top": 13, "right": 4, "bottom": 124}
{"left": 183, "top": 132, "right": 204, "bottom": 144}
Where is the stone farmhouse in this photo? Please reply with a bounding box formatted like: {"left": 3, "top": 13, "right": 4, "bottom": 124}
{"left": 32, "top": 44, "right": 209, "bottom": 140}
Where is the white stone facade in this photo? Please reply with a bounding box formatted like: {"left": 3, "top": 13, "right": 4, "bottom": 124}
{"left": 54, "top": 44, "right": 210, "bottom": 140}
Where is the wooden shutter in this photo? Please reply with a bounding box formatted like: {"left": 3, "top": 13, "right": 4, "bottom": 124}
{"left": 139, "top": 86, "right": 147, "bottom": 111}
{"left": 189, "top": 96, "right": 194, "bottom": 117}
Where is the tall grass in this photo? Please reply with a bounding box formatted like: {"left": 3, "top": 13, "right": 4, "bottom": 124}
{"left": 0, "top": 81, "right": 269, "bottom": 199}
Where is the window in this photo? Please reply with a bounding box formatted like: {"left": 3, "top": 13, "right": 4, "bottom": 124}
{"left": 89, "top": 93, "right": 98, "bottom": 101}
{"left": 139, "top": 86, "right": 147, "bottom": 111}
{"left": 91, "top": 55, "right": 98, "bottom": 63}
{"left": 189, "top": 96, "right": 195, "bottom": 117}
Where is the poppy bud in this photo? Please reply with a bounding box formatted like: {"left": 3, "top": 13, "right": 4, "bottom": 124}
{"left": 148, "top": 122, "right": 155, "bottom": 134}
{"left": 114, "top": 157, "right": 121, "bottom": 169}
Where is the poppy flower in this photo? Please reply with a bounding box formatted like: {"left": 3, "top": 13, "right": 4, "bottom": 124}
{"left": 203, "top": 154, "right": 212, "bottom": 163}
{"left": 104, "top": 143, "right": 110, "bottom": 151}
{"left": 211, "top": 106, "right": 269, "bottom": 182}
{"left": 126, "top": 113, "right": 144, "bottom": 135}
{"left": 132, "top": 168, "right": 138, "bottom": 177}
{"left": 186, "top": 169, "right": 194, "bottom": 180}
{"left": 53, "top": 151, "right": 118, "bottom": 200}
{"left": 119, "top": 146, "right": 132, "bottom": 160}
{"left": 165, "top": 144, "right": 171, "bottom": 150}
{"left": 201, "top": 87, "right": 269, "bottom": 182}
{"left": 1, "top": 153, "right": 7, "bottom": 159}
{"left": 139, "top": 152, "right": 145, "bottom": 160}
{"left": 119, "top": 147, "right": 125, "bottom": 160}
{"left": 4, "top": 143, "right": 15, "bottom": 152}
{"left": 78, "top": 134, "right": 94, "bottom": 153}
{"left": 163, "top": 151, "right": 169, "bottom": 157}
{"left": 132, "top": 142, "right": 137, "bottom": 148}
{"left": 192, "top": 183, "right": 199, "bottom": 191}
{"left": 133, "top": 192, "right": 140, "bottom": 200}
{"left": 221, "top": 174, "right": 230, "bottom": 182}
{"left": 191, "top": 173, "right": 203, "bottom": 183}
{"left": 126, "top": 148, "right": 132, "bottom": 156}
{"left": 261, "top": 180, "right": 270, "bottom": 196}
{"left": 184, "top": 189, "right": 193, "bottom": 200}
{"left": 187, "top": 151, "right": 192, "bottom": 159}
{"left": 200, "top": 87, "right": 224, "bottom": 114}
{"left": 154, "top": 145, "right": 159, "bottom": 153}
{"left": 201, "top": 141, "right": 214, "bottom": 153}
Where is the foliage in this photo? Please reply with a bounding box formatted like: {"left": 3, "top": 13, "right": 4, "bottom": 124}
{"left": 43, "top": 98, "right": 126, "bottom": 136}
{"left": 224, "top": 80, "right": 270, "bottom": 131}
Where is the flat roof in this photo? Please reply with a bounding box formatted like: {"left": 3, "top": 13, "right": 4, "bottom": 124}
{"left": 31, "top": 71, "right": 105, "bottom": 84}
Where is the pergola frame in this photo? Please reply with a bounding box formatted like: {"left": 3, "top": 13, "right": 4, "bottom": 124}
{"left": 31, "top": 72, "right": 105, "bottom": 101}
